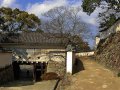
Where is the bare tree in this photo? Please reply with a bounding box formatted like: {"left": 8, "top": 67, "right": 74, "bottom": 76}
{"left": 41, "top": 6, "right": 89, "bottom": 42}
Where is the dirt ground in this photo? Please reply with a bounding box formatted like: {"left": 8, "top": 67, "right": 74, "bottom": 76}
{"left": 65, "top": 57, "right": 120, "bottom": 90}
{"left": 0, "top": 80, "right": 57, "bottom": 90}
{"left": 1, "top": 57, "right": 120, "bottom": 90}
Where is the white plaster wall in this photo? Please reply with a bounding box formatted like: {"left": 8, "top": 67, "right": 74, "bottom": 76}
{"left": 100, "top": 30, "right": 111, "bottom": 40}
{"left": 109, "top": 25, "right": 116, "bottom": 34}
{"left": 76, "top": 51, "right": 94, "bottom": 57}
{"left": 21, "top": 49, "right": 65, "bottom": 58}
{"left": 95, "top": 37, "right": 100, "bottom": 47}
{"left": 33, "top": 49, "right": 66, "bottom": 63}
{"left": 13, "top": 48, "right": 66, "bottom": 63}
{"left": 116, "top": 24, "right": 120, "bottom": 32}
{"left": 66, "top": 52, "right": 75, "bottom": 74}
{"left": 51, "top": 56, "right": 65, "bottom": 62}
{"left": 0, "top": 52, "right": 12, "bottom": 68}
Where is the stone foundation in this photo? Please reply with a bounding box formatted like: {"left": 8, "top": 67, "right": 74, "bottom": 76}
{"left": 47, "top": 60, "right": 65, "bottom": 77}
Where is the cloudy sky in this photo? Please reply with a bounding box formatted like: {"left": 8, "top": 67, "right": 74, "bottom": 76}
{"left": 0, "top": 0, "right": 100, "bottom": 48}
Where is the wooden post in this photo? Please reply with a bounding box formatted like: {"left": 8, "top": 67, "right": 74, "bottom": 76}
{"left": 41, "top": 63, "right": 43, "bottom": 74}
{"left": 33, "top": 63, "right": 36, "bottom": 82}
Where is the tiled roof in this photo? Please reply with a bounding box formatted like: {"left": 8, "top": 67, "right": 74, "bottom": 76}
{"left": 0, "top": 32, "right": 69, "bottom": 47}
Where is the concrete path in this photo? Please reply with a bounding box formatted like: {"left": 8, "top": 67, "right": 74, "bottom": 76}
{"left": 0, "top": 80, "right": 57, "bottom": 90}
{"left": 65, "top": 57, "right": 120, "bottom": 90}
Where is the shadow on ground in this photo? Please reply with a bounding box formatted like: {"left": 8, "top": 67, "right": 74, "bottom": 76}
{"left": 73, "top": 58, "right": 85, "bottom": 74}
{"left": 1, "top": 80, "right": 34, "bottom": 87}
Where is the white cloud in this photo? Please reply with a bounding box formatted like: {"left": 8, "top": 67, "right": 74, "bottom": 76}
{"left": 79, "top": 12, "right": 94, "bottom": 25}
{"left": 0, "top": 0, "right": 100, "bottom": 27}
{"left": 82, "top": 14, "right": 98, "bottom": 26}
{"left": 26, "top": 0, "right": 100, "bottom": 27}
{"left": 26, "top": 0, "right": 68, "bottom": 17}
{"left": 0, "top": 0, "right": 15, "bottom": 7}
{"left": 78, "top": 6, "right": 102, "bottom": 27}
{"left": 0, "top": 0, "right": 20, "bottom": 9}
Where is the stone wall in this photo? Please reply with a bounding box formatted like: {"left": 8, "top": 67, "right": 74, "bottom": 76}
{"left": 47, "top": 60, "right": 66, "bottom": 77}
{"left": 96, "top": 32, "right": 120, "bottom": 75}
{"left": 46, "top": 51, "right": 66, "bottom": 77}
{"left": 0, "top": 65, "right": 14, "bottom": 85}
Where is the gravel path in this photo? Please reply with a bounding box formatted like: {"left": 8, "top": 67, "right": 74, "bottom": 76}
{"left": 65, "top": 57, "right": 120, "bottom": 90}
